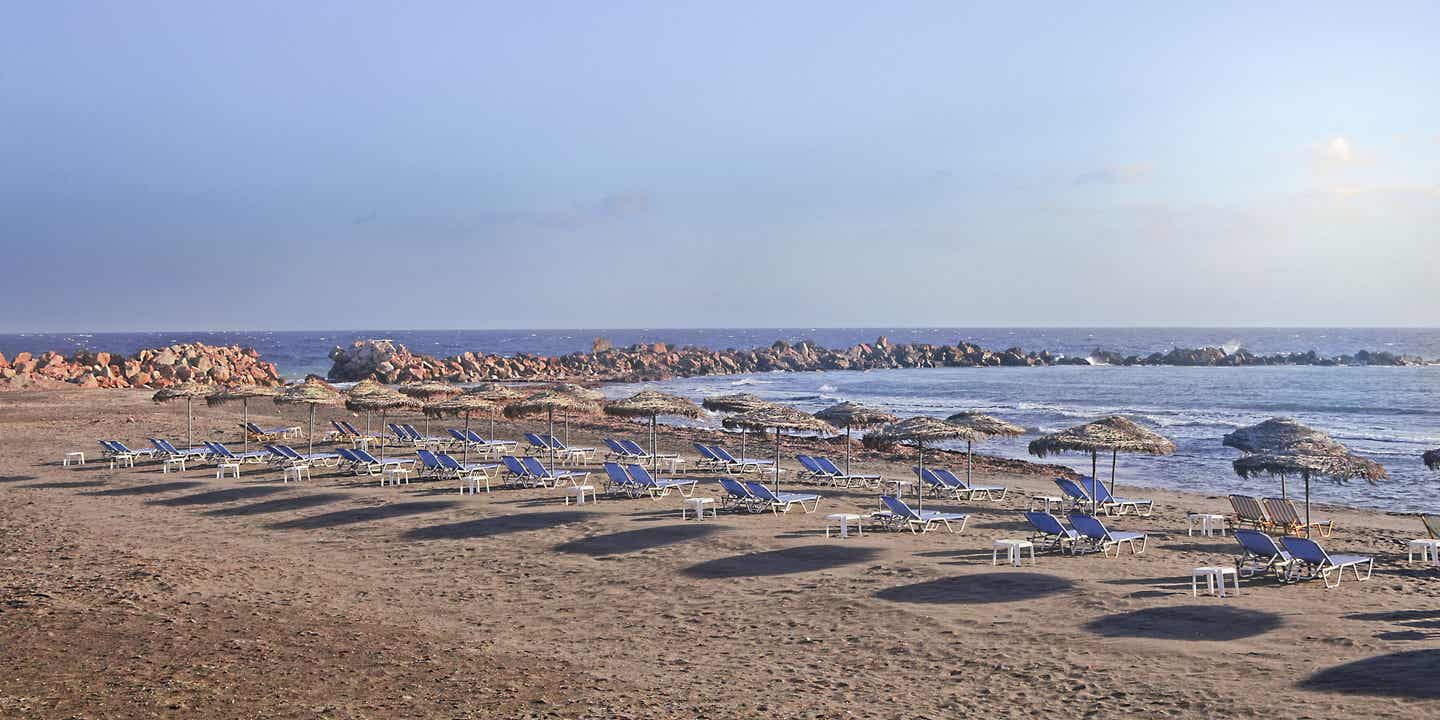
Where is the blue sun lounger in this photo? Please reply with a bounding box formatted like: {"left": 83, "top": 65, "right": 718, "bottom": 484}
{"left": 1085, "top": 478, "right": 1153, "bottom": 516}
{"left": 795, "top": 455, "right": 828, "bottom": 480}
{"left": 604, "top": 438, "right": 637, "bottom": 460}
{"left": 521, "top": 455, "right": 588, "bottom": 487}
{"left": 602, "top": 462, "right": 643, "bottom": 497}
{"left": 813, "top": 456, "right": 880, "bottom": 487}
{"left": 1279, "top": 536, "right": 1373, "bottom": 588}
{"left": 880, "top": 495, "right": 967, "bottom": 534}
{"left": 933, "top": 469, "right": 1006, "bottom": 501}
{"left": 713, "top": 446, "right": 772, "bottom": 472}
{"left": 1025, "top": 511, "right": 1079, "bottom": 553}
{"left": 625, "top": 463, "right": 697, "bottom": 499}
{"left": 1234, "top": 529, "right": 1293, "bottom": 580}
{"left": 205, "top": 441, "right": 268, "bottom": 463}
{"left": 501, "top": 455, "right": 543, "bottom": 487}
{"left": 744, "top": 481, "right": 820, "bottom": 515}
{"left": 1068, "top": 512, "right": 1147, "bottom": 557}
{"left": 246, "top": 421, "right": 301, "bottom": 440}
{"left": 619, "top": 439, "right": 676, "bottom": 467}
{"left": 436, "top": 451, "right": 497, "bottom": 493}
{"left": 718, "top": 477, "right": 763, "bottom": 512}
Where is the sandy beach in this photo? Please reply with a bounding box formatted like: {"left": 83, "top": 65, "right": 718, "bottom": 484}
{"left": 3, "top": 388, "right": 1439, "bottom": 719}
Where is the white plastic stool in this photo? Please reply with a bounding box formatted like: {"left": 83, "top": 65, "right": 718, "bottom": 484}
{"left": 1187, "top": 513, "right": 1228, "bottom": 536}
{"left": 682, "top": 497, "right": 716, "bottom": 520}
{"left": 826, "top": 513, "right": 864, "bottom": 538}
{"left": 64, "top": 451, "right": 86, "bottom": 467}
{"left": 1407, "top": 539, "right": 1440, "bottom": 566}
{"left": 1029, "top": 495, "right": 1063, "bottom": 512}
{"left": 382, "top": 466, "right": 410, "bottom": 486}
{"left": 1192, "top": 566, "right": 1240, "bottom": 597}
{"left": 283, "top": 464, "right": 310, "bottom": 483}
{"left": 162, "top": 457, "right": 187, "bottom": 474}
{"left": 215, "top": 462, "right": 241, "bottom": 479}
{"left": 564, "top": 485, "right": 597, "bottom": 505}
{"left": 992, "top": 539, "right": 1036, "bottom": 567}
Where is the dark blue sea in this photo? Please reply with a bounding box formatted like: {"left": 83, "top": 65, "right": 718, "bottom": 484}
{"left": 2, "top": 327, "right": 1437, "bottom": 512}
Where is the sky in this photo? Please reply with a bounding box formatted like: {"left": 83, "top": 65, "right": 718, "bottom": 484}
{"left": 2, "top": 1, "right": 1437, "bottom": 332}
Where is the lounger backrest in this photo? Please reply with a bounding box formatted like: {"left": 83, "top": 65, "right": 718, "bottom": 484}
{"left": 340, "top": 420, "right": 361, "bottom": 436}
{"left": 719, "top": 477, "right": 752, "bottom": 499}
{"left": 525, "top": 433, "right": 546, "bottom": 448}
{"left": 264, "top": 444, "right": 285, "bottom": 458}
{"left": 1085, "top": 477, "right": 1114, "bottom": 503}
{"left": 1278, "top": 536, "right": 1329, "bottom": 565}
{"left": 449, "top": 428, "right": 468, "bottom": 442}
{"left": 744, "top": 481, "right": 779, "bottom": 503}
{"left": 711, "top": 447, "right": 740, "bottom": 464}
{"left": 521, "top": 456, "right": 551, "bottom": 477}
{"left": 278, "top": 445, "right": 304, "bottom": 460}
{"left": 1423, "top": 514, "right": 1440, "bottom": 540}
{"left": 1055, "top": 477, "right": 1090, "bottom": 501}
{"left": 694, "top": 443, "right": 719, "bottom": 461}
{"left": 881, "top": 494, "right": 918, "bottom": 519}
{"left": 465, "top": 429, "right": 486, "bottom": 443}
{"left": 603, "top": 462, "right": 631, "bottom": 486}
{"left": 112, "top": 440, "right": 132, "bottom": 453}
{"left": 1067, "top": 512, "right": 1108, "bottom": 541}
{"left": 416, "top": 449, "right": 441, "bottom": 470}
{"left": 247, "top": 422, "right": 265, "bottom": 433}
{"left": 1230, "top": 495, "right": 1269, "bottom": 522}
{"left": 544, "top": 435, "right": 567, "bottom": 450}
{"left": 1262, "top": 498, "right": 1301, "bottom": 525}
{"left": 813, "top": 457, "right": 845, "bottom": 476}
{"left": 502, "top": 455, "right": 529, "bottom": 477}
{"left": 1234, "top": 529, "right": 1285, "bottom": 559}
{"left": 604, "top": 439, "right": 628, "bottom": 455}
{"left": 797, "top": 455, "right": 824, "bottom": 474}
{"left": 332, "top": 420, "right": 348, "bottom": 435}
{"left": 620, "top": 440, "right": 647, "bottom": 456}
{"left": 625, "top": 464, "right": 658, "bottom": 487}
{"left": 335, "top": 447, "right": 358, "bottom": 463}
{"left": 934, "top": 469, "right": 969, "bottom": 489}
{"left": 353, "top": 449, "right": 382, "bottom": 464}
{"left": 1025, "top": 511, "right": 1067, "bottom": 536}
{"left": 211, "top": 442, "right": 235, "bottom": 458}
{"left": 918, "top": 467, "right": 947, "bottom": 488}
{"left": 436, "top": 453, "right": 463, "bottom": 470}
{"left": 399, "top": 424, "right": 420, "bottom": 439}
{"left": 389, "top": 424, "right": 408, "bottom": 440}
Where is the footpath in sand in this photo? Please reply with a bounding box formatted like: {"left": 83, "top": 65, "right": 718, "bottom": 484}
{"left": 2, "top": 389, "right": 1439, "bottom": 718}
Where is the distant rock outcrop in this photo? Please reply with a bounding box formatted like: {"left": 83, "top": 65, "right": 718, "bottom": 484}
{"left": 0, "top": 343, "right": 283, "bottom": 391}
{"left": 326, "top": 336, "right": 1429, "bottom": 384}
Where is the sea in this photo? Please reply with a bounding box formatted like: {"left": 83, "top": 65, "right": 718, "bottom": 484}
{"left": 3, "top": 327, "right": 1437, "bottom": 513}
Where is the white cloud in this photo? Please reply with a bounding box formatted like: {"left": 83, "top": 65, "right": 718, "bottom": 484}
{"left": 1324, "top": 136, "right": 1353, "bottom": 162}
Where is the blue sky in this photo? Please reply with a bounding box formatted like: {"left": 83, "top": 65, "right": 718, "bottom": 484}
{"left": 2, "top": 1, "right": 1436, "bottom": 331}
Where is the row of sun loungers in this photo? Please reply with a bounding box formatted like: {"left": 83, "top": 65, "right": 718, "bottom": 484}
{"left": 1229, "top": 494, "right": 1333, "bottom": 537}
{"left": 1024, "top": 510, "right": 1147, "bottom": 557}
{"left": 1233, "top": 528, "right": 1373, "bottom": 588}
{"left": 796, "top": 455, "right": 880, "bottom": 487}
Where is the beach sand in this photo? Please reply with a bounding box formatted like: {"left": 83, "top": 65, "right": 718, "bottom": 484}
{"left": 2, "top": 389, "right": 1439, "bottom": 718}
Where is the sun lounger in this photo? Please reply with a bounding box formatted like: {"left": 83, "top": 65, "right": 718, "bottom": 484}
{"left": 604, "top": 438, "right": 638, "bottom": 460}
{"left": 389, "top": 423, "right": 420, "bottom": 446}
{"left": 1262, "top": 497, "right": 1333, "bottom": 537}
{"left": 1423, "top": 514, "right": 1440, "bottom": 540}
{"left": 625, "top": 463, "right": 697, "bottom": 499}
{"left": 879, "top": 495, "right": 967, "bottom": 533}
{"left": 342, "top": 448, "right": 412, "bottom": 476}
{"left": 693, "top": 443, "right": 726, "bottom": 470}
{"left": 100, "top": 440, "right": 155, "bottom": 466}
{"left": 932, "top": 468, "right": 1006, "bottom": 501}
{"left": 795, "top": 455, "right": 829, "bottom": 481}
{"left": 718, "top": 477, "right": 763, "bottom": 512}
{"left": 416, "top": 449, "right": 446, "bottom": 477}
{"left": 437, "top": 452, "right": 498, "bottom": 492}
{"left": 1228, "top": 494, "right": 1275, "bottom": 531}
{"left": 501, "top": 455, "right": 542, "bottom": 487}
{"left": 603, "top": 462, "right": 643, "bottom": 497}
{"left": 205, "top": 441, "right": 268, "bottom": 463}
{"left": 745, "top": 481, "right": 820, "bottom": 514}
{"left": 619, "top": 439, "right": 678, "bottom": 467}
{"left": 150, "top": 438, "right": 211, "bottom": 461}
{"left": 1025, "top": 511, "right": 1079, "bottom": 553}
{"left": 402, "top": 424, "right": 451, "bottom": 447}
{"left": 813, "top": 456, "right": 880, "bottom": 487}
{"left": 463, "top": 429, "right": 515, "bottom": 452}
{"left": 1279, "top": 536, "right": 1372, "bottom": 588}
{"left": 1233, "top": 529, "right": 1293, "bottom": 580}
{"left": 246, "top": 422, "right": 301, "bottom": 441}
{"left": 276, "top": 444, "right": 341, "bottom": 467}
{"left": 1068, "top": 512, "right": 1147, "bottom": 556}
{"left": 521, "top": 456, "right": 588, "bottom": 487}
{"left": 1084, "top": 477, "right": 1152, "bottom": 516}
{"left": 542, "top": 434, "right": 595, "bottom": 463}
{"left": 712, "top": 446, "right": 773, "bottom": 472}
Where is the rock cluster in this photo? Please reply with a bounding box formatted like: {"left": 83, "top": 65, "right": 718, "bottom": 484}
{"left": 330, "top": 336, "right": 1432, "bottom": 384}
{"left": 0, "top": 343, "right": 283, "bottom": 390}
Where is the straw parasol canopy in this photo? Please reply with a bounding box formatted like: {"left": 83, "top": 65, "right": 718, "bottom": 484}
{"left": 1426, "top": 449, "right": 1440, "bottom": 472}
{"left": 424, "top": 395, "right": 497, "bottom": 462}
{"left": 346, "top": 389, "right": 421, "bottom": 462}
{"left": 206, "top": 384, "right": 279, "bottom": 454}
{"left": 1222, "top": 417, "right": 1329, "bottom": 454}
{"left": 398, "top": 381, "right": 461, "bottom": 435}
{"left": 723, "top": 405, "right": 835, "bottom": 494}
{"left": 945, "top": 411, "right": 1027, "bottom": 485}
{"left": 815, "top": 402, "right": 897, "bottom": 475}
{"left": 703, "top": 393, "right": 782, "bottom": 466}
{"left": 604, "top": 390, "right": 704, "bottom": 474}
{"left": 1231, "top": 437, "right": 1388, "bottom": 537}
{"left": 1028, "top": 416, "right": 1176, "bottom": 512}
{"left": 275, "top": 377, "right": 342, "bottom": 456}
{"left": 464, "top": 383, "right": 525, "bottom": 439}
{"left": 505, "top": 391, "right": 602, "bottom": 469}
{"left": 153, "top": 382, "right": 216, "bottom": 451}
{"left": 870, "top": 416, "right": 982, "bottom": 511}
{"left": 546, "top": 383, "right": 605, "bottom": 444}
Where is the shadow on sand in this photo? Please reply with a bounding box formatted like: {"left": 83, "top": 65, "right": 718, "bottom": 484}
{"left": 683, "top": 545, "right": 880, "bottom": 579}
{"left": 205, "top": 493, "right": 349, "bottom": 517}
{"left": 22, "top": 480, "right": 108, "bottom": 490}
{"left": 267, "top": 501, "right": 457, "bottom": 531}
{"left": 0, "top": 475, "right": 39, "bottom": 483}
{"left": 1300, "top": 650, "right": 1440, "bottom": 699}
{"left": 875, "top": 572, "right": 1074, "bottom": 604}
{"left": 555, "top": 523, "right": 721, "bottom": 556}
{"left": 147, "top": 486, "right": 287, "bottom": 507}
{"left": 403, "top": 511, "right": 594, "bottom": 541}
{"left": 83, "top": 481, "right": 204, "bottom": 496}
{"left": 1084, "top": 605, "right": 1282, "bottom": 641}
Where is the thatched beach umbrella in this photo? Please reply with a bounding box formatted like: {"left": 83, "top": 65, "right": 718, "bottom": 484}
{"left": 505, "top": 391, "right": 601, "bottom": 469}
{"left": 723, "top": 405, "right": 835, "bottom": 494}
{"left": 465, "top": 383, "right": 525, "bottom": 440}
{"left": 604, "top": 391, "right": 703, "bottom": 475}
{"left": 1223, "top": 417, "right": 1341, "bottom": 498}
{"left": 206, "top": 384, "right": 279, "bottom": 454}
{"left": 398, "top": 381, "right": 461, "bottom": 436}
{"left": 1426, "top": 449, "right": 1440, "bottom": 472}
{"left": 153, "top": 382, "right": 215, "bottom": 451}
{"left": 870, "top": 416, "right": 983, "bottom": 512}
{"left": 1232, "top": 438, "right": 1387, "bottom": 537}
{"left": 549, "top": 383, "right": 605, "bottom": 445}
{"left": 1028, "top": 416, "right": 1176, "bottom": 513}
{"left": 704, "top": 393, "right": 781, "bottom": 464}
{"left": 274, "top": 378, "right": 342, "bottom": 456}
{"left": 815, "top": 402, "right": 896, "bottom": 475}
{"left": 424, "top": 396, "right": 497, "bottom": 462}
{"left": 945, "top": 411, "right": 1027, "bottom": 486}
{"left": 347, "top": 389, "right": 421, "bottom": 462}
{"left": 344, "top": 378, "right": 388, "bottom": 434}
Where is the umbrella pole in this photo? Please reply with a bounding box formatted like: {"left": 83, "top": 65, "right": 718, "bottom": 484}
{"left": 844, "top": 424, "right": 853, "bottom": 476}
{"left": 650, "top": 414, "right": 658, "bottom": 477}
{"left": 916, "top": 443, "right": 924, "bottom": 513}
{"left": 1305, "top": 476, "right": 1312, "bottom": 539}
{"left": 966, "top": 439, "right": 973, "bottom": 485}
{"left": 773, "top": 426, "right": 781, "bottom": 493}
{"left": 463, "top": 412, "right": 471, "bottom": 463}
{"left": 187, "top": 397, "right": 194, "bottom": 450}
{"left": 740, "top": 427, "right": 747, "bottom": 471}
{"left": 308, "top": 405, "right": 316, "bottom": 456}
{"left": 549, "top": 409, "right": 557, "bottom": 471}
{"left": 564, "top": 415, "right": 570, "bottom": 446}
{"left": 242, "top": 398, "right": 249, "bottom": 455}
{"left": 1281, "top": 475, "right": 1287, "bottom": 500}
{"left": 490, "top": 410, "right": 496, "bottom": 442}
{"left": 1110, "top": 448, "right": 1118, "bottom": 497}
{"left": 380, "top": 410, "right": 386, "bottom": 462}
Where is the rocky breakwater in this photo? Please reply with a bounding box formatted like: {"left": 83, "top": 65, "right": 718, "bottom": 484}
{"left": 0, "top": 343, "right": 284, "bottom": 390}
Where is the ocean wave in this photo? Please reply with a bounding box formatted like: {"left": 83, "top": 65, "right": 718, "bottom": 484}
{"left": 729, "top": 378, "right": 773, "bottom": 386}
{"left": 818, "top": 384, "right": 837, "bottom": 392}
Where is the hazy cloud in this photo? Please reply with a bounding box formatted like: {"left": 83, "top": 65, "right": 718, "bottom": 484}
{"left": 1074, "top": 163, "right": 1153, "bottom": 185}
